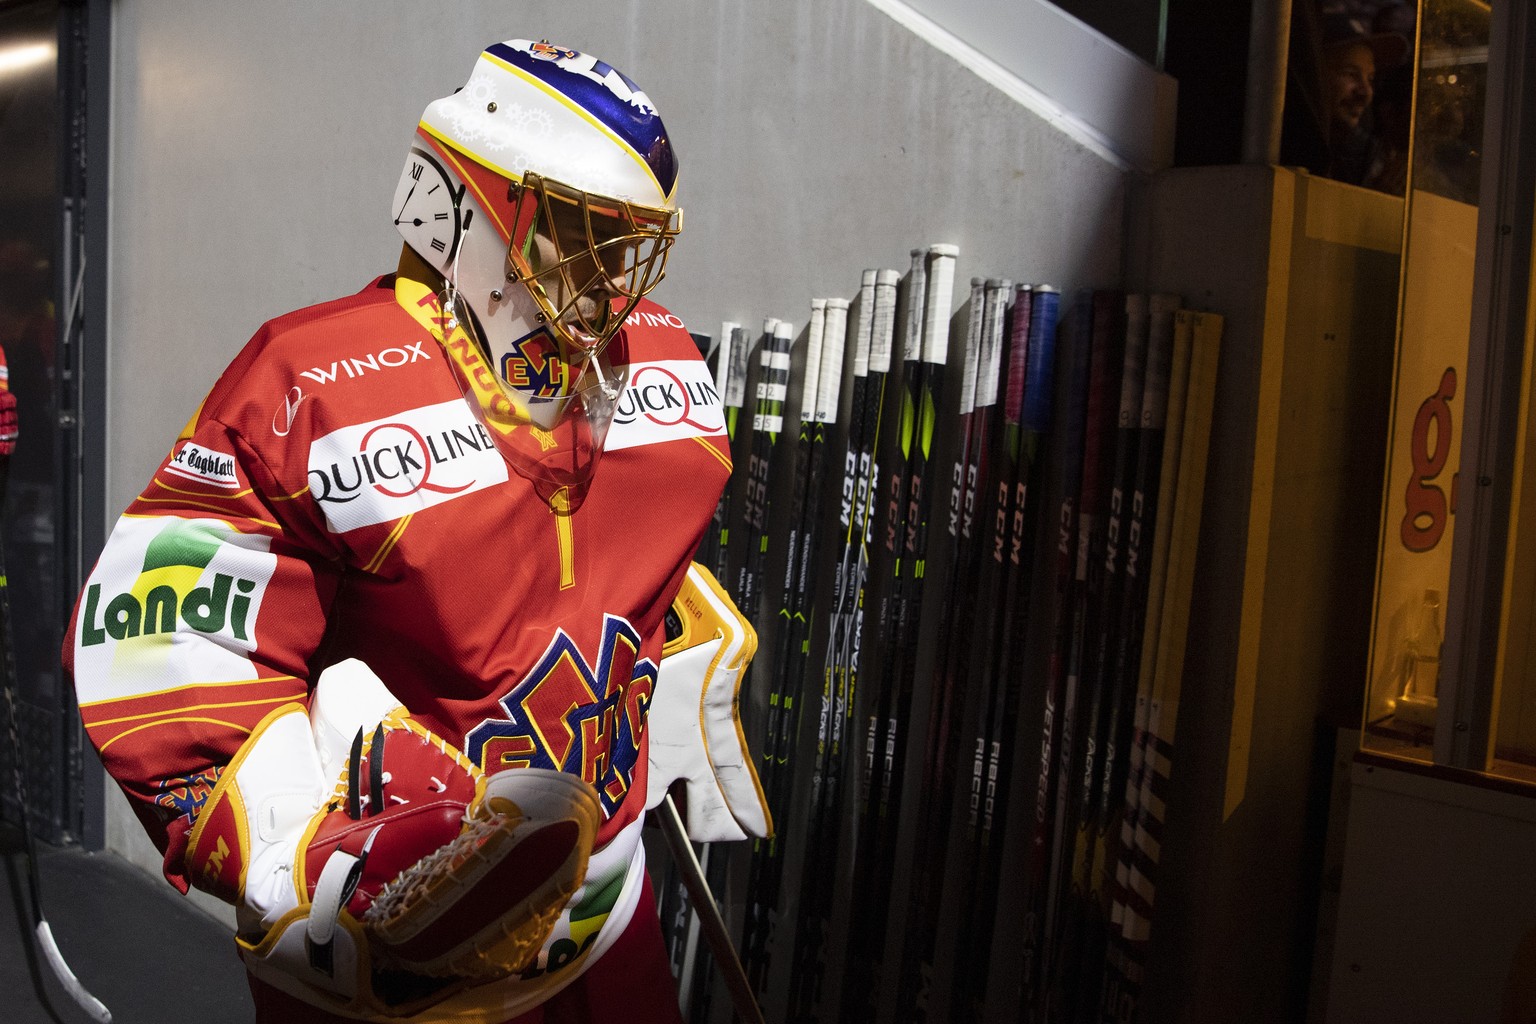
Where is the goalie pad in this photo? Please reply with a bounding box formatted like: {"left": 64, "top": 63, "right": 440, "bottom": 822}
{"left": 645, "top": 562, "right": 772, "bottom": 843}
{"left": 185, "top": 660, "right": 601, "bottom": 1018}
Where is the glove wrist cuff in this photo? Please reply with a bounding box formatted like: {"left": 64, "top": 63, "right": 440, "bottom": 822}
{"left": 185, "top": 702, "right": 326, "bottom": 910}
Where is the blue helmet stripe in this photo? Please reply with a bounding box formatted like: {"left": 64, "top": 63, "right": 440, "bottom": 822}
{"left": 488, "top": 42, "right": 678, "bottom": 197}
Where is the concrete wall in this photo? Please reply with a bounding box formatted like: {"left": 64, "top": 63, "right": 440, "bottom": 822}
{"left": 100, "top": 0, "right": 1134, "bottom": 894}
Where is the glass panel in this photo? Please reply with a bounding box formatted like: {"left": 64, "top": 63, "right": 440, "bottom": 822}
{"left": 1490, "top": 220, "right": 1536, "bottom": 783}
{"left": 0, "top": 0, "right": 65, "bottom": 835}
{"left": 1363, "top": 0, "right": 1492, "bottom": 764}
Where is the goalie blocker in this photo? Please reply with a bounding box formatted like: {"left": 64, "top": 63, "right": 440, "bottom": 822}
{"left": 646, "top": 562, "right": 772, "bottom": 844}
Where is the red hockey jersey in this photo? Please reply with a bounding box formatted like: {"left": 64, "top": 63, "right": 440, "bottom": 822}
{"left": 65, "top": 273, "right": 731, "bottom": 1017}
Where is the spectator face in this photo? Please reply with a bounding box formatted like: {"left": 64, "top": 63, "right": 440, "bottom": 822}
{"left": 1326, "top": 41, "right": 1377, "bottom": 132}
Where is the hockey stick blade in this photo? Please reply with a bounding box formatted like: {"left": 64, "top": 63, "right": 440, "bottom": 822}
{"left": 35, "top": 920, "right": 112, "bottom": 1024}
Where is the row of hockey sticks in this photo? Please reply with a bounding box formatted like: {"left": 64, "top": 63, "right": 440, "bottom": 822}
{"left": 983, "top": 293, "right": 1224, "bottom": 1024}
{"left": 837, "top": 244, "right": 957, "bottom": 1021}
{"left": 830, "top": 286, "right": 1210, "bottom": 1024}
{"left": 1037, "top": 288, "right": 1131, "bottom": 1022}
{"left": 1096, "top": 307, "right": 1223, "bottom": 1024}
{"left": 668, "top": 249, "right": 953, "bottom": 1013}
{"left": 699, "top": 259, "right": 1059, "bottom": 1021}
{"left": 1042, "top": 292, "right": 1158, "bottom": 1023}
{"left": 890, "top": 273, "right": 1010, "bottom": 1020}
{"left": 662, "top": 314, "right": 791, "bottom": 1016}
{"left": 1024, "top": 290, "right": 1178, "bottom": 1024}
{"left": 742, "top": 294, "right": 848, "bottom": 996}
{"left": 662, "top": 319, "right": 754, "bottom": 1020}
{"left": 753, "top": 254, "right": 1059, "bottom": 1022}
{"left": 664, "top": 267, "right": 1219, "bottom": 1024}
{"left": 945, "top": 282, "right": 1060, "bottom": 1022}
{"left": 785, "top": 269, "right": 894, "bottom": 1020}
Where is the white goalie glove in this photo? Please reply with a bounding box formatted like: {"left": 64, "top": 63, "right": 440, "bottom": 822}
{"left": 184, "top": 659, "right": 600, "bottom": 1019}
{"left": 645, "top": 563, "right": 772, "bottom": 843}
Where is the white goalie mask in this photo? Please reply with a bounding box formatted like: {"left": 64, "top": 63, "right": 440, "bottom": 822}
{"left": 392, "top": 39, "right": 681, "bottom": 502}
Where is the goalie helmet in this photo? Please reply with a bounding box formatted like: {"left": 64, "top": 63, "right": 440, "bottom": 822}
{"left": 393, "top": 39, "right": 681, "bottom": 499}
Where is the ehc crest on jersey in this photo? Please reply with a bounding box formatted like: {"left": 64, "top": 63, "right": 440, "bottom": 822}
{"left": 307, "top": 400, "right": 508, "bottom": 533}
{"left": 605, "top": 359, "right": 726, "bottom": 452}
{"left": 464, "top": 615, "right": 658, "bottom": 817}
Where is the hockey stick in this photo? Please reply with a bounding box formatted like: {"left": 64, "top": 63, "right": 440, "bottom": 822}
{"left": 0, "top": 458, "right": 113, "bottom": 1024}
{"left": 893, "top": 274, "right": 1005, "bottom": 1020}
{"left": 1100, "top": 295, "right": 1188, "bottom": 1022}
{"left": 1010, "top": 286, "right": 1096, "bottom": 1020}
{"left": 786, "top": 270, "right": 898, "bottom": 1021}
{"left": 655, "top": 794, "right": 765, "bottom": 1024}
{"left": 839, "top": 248, "right": 928, "bottom": 1021}
{"left": 952, "top": 284, "right": 1058, "bottom": 1022}
{"left": 738, "top": 316, "right": 801, "bottom": 987}
{"left": 842, "top": 243, "right": 958, "bottom": 1022}
{"left": 1041, "top": 290, "right": 1125, "bottom": 1020}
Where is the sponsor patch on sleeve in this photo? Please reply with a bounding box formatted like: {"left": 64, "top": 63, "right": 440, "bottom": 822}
{"left": 605, "top": 360, "right": 727, "bottom": 452}
{"left": 165, "top": 442, "right": 241, "bottom": 489}
{"left": 73, "top": 517, "right": 275, "bottom": 703}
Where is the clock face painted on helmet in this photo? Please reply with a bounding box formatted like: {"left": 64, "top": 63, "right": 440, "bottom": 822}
{"left": 392, "top": 147, "right": 464, "bottom": 264}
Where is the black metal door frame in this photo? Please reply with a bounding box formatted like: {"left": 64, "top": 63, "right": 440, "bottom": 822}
{"left": 0, "top": 0, "right": 108, "bottom": 851}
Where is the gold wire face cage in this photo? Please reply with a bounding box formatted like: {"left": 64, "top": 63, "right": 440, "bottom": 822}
{"left": 507, "top": 171, "right": 681, "bottom": 356}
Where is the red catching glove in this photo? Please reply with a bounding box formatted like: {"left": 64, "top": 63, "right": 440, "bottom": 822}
{"left": 184, "top": 660, "right": 601, "bottom": 1018}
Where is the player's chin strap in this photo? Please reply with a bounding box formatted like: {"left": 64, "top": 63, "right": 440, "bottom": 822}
{"left": 646, "top": 563, "right": 769, "bottom": 1024}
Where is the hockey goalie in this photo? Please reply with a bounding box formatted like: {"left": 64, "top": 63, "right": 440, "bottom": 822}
{"left": 64, "top": 38, "right": 768, "bottom": 1023}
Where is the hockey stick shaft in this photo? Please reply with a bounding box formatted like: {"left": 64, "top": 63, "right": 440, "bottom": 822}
{"left": 953, "top": 284, "right": 1056, "bottom": 1021}
{"left": 1041, "top": 291, "right": 1124, "bottom": 1016}
{"left": 656, "top": 795, "right": 765, "bottom": 1024}
{"left": 751, "top": 297, "right": 847, "bottom": 999}
{"left": 840, "top": 247, "right": 938, "bottom": 1020}
{"left": 894, "top": 275, "right": 1007, "bottom": 1020}
{"left": 739, "top": 317, "right": 800, "bottom": 984}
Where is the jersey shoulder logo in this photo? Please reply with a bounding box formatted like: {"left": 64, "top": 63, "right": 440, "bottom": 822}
{"left": 165, "top": 441, "right": 240, "bottom": 490}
